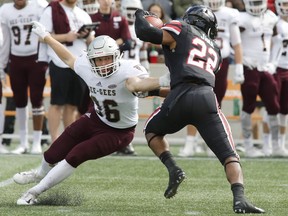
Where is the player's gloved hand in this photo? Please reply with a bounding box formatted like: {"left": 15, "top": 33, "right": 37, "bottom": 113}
{"left": 159, "top": 73, "right": 170, "bottom": 87}
{"left": 233, "top": 64, "right": 244, "bottom": 84}
{"left": 257, "top": 63, "right": 276, "bottom": 75}
{"left": 31, "top": 21, "right": 50, "bottom": 40}
{"left": 133, "top": 91, "right": 148, "bottom": 98}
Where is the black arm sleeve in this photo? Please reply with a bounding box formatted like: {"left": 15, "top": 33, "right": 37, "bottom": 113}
{"left": 134, "top": 9, "right": 163, "bottom": 45}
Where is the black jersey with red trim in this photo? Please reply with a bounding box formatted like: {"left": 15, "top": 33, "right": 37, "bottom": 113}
{"left": 161, "top": 20, "right": 222, "bottom": 88}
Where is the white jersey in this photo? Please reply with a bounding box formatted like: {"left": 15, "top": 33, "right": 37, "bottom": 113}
{"left": 123, "top": 24, "right": 143, "bottom": 63}
{"left": 74, "top": 54, "right": 149, "bottom": 129}
{"left": 0, "top": 0, "right": 47, "bottom": 56}
{"left": 40, "top": 4, "right": 92, "bottom": 68}
{"left": 276, "top": 18, "right": 288, "bottom": 69}
{"left": 239, "top": 10, "right": 278, "bottom": 67}
{"left": 214, "top": 6, "right": 240, "bottom": 58}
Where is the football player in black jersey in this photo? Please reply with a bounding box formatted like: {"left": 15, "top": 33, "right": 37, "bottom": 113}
{"left": 135, "top": 5, "right": 265, "bottom": 214}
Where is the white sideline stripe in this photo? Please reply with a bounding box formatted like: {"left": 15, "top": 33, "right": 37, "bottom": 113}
{"left": 1, "top": 134, "right": 261, "bottom": 146}
{"left": 0, "top": 178, "right": 14, "bottom": 188}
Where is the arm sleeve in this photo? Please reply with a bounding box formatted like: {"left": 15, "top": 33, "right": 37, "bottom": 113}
{"left": 134, "top": 10, "right": 163, "bottom": 44}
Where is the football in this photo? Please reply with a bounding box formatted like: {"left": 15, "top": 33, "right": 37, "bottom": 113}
{"left": 145, "top": 15, "right": 163, "bottom": 29}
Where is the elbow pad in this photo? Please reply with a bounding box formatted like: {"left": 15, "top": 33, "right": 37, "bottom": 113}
{"left": 134, "top": 9, "right": 163, "bottom": 44}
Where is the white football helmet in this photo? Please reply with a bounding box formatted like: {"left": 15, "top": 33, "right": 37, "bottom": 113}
{"left": 275, "top": 0, "right": 288, "bottom": 16}
{"left": 87, "top": 36, "right": 121, "bottom": 78}
{"left": 203, "top": 0, "right": 226, "bottom": 11}
{"left": 121, "top": 0, "right": 143, "bottom": 23}
{"left": 243, "top": 0, "right": 267, "bottom": 16}
{"left": 78, "top": 0, "right": 99, "bottom": 15}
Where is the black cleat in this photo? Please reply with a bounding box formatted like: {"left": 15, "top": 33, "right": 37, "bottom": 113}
{"left": 234, "top": 198, "right": 265, "bottom": 214}
{"left": 164, "top": 167, "right": 186, "bottom": 199}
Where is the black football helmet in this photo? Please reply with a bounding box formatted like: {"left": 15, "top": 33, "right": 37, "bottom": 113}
{"left": 183, "top": 5, "right": 218, "bottom": 39}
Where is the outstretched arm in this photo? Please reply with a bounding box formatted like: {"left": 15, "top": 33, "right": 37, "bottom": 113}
{"left": 31, "top": 21, "right": 76, "bottom": 70}
{"left": 126, "top": 73, "right": 170, "bottom": 96}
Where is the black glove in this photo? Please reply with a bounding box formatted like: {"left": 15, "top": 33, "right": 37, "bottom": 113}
{"left": 135, "top": 9, "right": 151, "bottom": 18}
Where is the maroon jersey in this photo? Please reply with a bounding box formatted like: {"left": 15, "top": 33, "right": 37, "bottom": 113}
{"left": 161, "top": 20, "right": 222, "bottom": 89}
{"left": 90, "top": 10, "right": 131, "bottom": 41}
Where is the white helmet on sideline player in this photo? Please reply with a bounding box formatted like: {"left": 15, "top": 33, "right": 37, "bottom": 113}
{"left": 121, "top": 0, "right": 143, "bottom": 23}
{"left": 87, "top": 36, "right": 122, "bottom": 78}
{"left": 275, "top": 0, "right": 288, "bottom": 16}
{"left": 203, "top": 0, "right": 226, "bottom": 11}
{"left": 78, "top": 0, "right": 99, "bottom": 14}
{"left": 243, "top": 0, "right": 267, "bottom": 16}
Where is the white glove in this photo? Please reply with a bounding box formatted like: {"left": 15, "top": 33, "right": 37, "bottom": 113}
{"left": 258, "top": 63, "right": 276, "bottom": 75}
{"left": 233, "top": 64, "right": 244, "bottom": 84}
{"left": 31, "top": 21, "right": 50, "bottom": 40}
{"left": 159, "top": 73, "right": 170, "bottom": 87}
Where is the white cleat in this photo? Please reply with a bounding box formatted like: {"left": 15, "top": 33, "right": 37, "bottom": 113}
{"left": 262, "top": 147, "right": 272, "bottom": 157}
{"left": 245, "top": 147, "right": 265, "bottom": 158}
{"left": 30, "top": 145, "right": 42, "bottom": 154}
{"left": 13, "top": 170, "right": 42, "bottom": 185}
{"left": 17, "top": 191, "right": 38, "bottom": 205}
{"left": 11, "top": 146, "right": 28, "bottom": 155}
{"left": 178, "top": 147, "right": 194, "bottom": 157}
{"left": 272, "top": 147, "right": 288, "bottom": 158}
{"left": 0, "top": 145, "right": 10, "bottom": 154}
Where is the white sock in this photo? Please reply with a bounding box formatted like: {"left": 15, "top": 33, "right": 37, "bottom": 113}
{"left": 30, "top": 160, "right": 75, "bottom": 195}
{"left": 279, "top": 134, "right": 286, "bottom": 148}
{"left": 262, "top": 133, "right": 271, "bottom": 149}
{"left": 32, "top": 130, "right": 42, "bottom": 148}
{"left": 183, "top": 135, "right": 195, "bottom": 151}
{"left": 37, "top": 157, "right": 55, "bottom": 178}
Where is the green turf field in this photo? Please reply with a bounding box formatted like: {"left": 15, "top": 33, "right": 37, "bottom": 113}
{"left": 0, "top": 144, "right": 287, "bottom": 216}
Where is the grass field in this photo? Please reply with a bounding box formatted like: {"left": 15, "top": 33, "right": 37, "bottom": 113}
{"left": 0, "top": 144, "right": 288, "bottom": 216}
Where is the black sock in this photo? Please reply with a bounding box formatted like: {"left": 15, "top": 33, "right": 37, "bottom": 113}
{"left": 231, "top": 183, "right": 245, "bottom": 200}
{"left": 159, "top": 151, "right": 177, "bottom": 172}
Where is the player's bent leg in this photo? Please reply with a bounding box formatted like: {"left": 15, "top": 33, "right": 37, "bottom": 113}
{"left": 147, "top": 133, "right": 186, "bottom": 199}
{"left": 224, "top": 159, "right": 265, "bottom": 214}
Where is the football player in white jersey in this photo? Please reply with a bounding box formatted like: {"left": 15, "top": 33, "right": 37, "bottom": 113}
{"left": 13, "top": 22, "right": 170, "bottom": 205}
{"left": 274, "top": 0, "right": 288, "bottom": 151}
{"left": 239, "top": 0, "right": 287, "bottom": 157}
{"left": 0, "top": 0, "right": 49, "bottom": 154}
{"left": 179, "top": 0, "right": 244, "bottom": 157}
